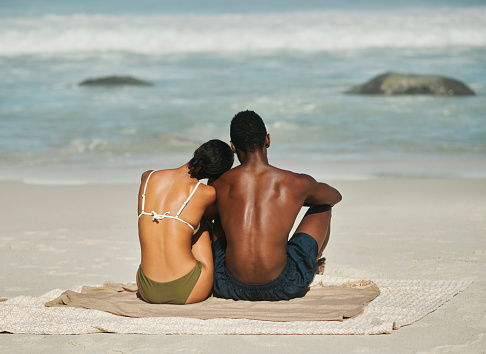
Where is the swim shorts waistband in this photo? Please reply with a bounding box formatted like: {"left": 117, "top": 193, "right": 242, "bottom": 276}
{"left": 223, "top": 257, "right": 295, "bottom": 291}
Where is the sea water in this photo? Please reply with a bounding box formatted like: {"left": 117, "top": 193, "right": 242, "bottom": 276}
{"left": 1, "top": 0, "right": 485, "bottom": 183}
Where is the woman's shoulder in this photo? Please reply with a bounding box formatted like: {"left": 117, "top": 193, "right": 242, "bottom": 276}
{"left": 141, "top": 169, "right": 155, "bottom": 179}
{"left": 196, "top": 181, "right": 216, "bottom": 193}
{"left": 140, "top": 169, "right": 176, "bottom": 182}
{"left": 139, "top": 170, "right": 156, "bottom": 187}
{"left": 196, "top": 182, "right": 216, "bottom": 202}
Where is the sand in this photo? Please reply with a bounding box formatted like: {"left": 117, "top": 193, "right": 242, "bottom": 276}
{"left": 1, "top": 178, "right": 485, "bottom": 353}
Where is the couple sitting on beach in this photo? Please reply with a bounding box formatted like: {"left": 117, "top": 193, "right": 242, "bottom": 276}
{"left": 136, "top": 110, "right": 342, "bottom": 304}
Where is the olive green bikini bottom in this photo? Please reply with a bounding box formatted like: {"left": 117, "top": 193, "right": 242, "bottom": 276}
{"left": 137, "top": 261, "right": 202, "bottom": 304}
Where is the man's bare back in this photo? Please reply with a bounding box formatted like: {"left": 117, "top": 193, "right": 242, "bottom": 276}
{"left": 211, "top": 111, "right": 342, "bottom": 299}
{"left": 213, "top": 161, "right": 339, "bottom": 283}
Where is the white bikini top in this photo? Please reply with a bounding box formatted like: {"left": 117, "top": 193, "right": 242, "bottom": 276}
{"left": 138, "top": 170, "right": 201, "bottom": 235}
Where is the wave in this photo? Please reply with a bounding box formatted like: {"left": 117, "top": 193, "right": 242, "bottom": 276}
{"left": 0, "top": 7, "right": 485, "bottom": 56}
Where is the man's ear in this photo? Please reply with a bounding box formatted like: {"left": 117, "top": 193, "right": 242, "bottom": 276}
{"left": 230, "top": 141, "right": 237, "bottom": 154}
{"left": 265, "top": 134, "right": 270, "bottom": 149}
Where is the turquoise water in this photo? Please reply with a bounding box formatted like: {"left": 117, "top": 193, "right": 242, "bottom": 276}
{"left": 1, "top": 1, "right": 485, "bottom": 183}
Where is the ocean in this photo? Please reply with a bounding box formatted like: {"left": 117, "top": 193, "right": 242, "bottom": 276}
{"left": 1, "top": 0, "right": 485, "bottom": 184}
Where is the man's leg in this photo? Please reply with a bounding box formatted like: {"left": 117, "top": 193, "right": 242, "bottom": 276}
{"left": 293, "top": 204, "right": 332, "bottom": 261}
{"left": 209, "top": 215, "right": 233, "bottom": 299}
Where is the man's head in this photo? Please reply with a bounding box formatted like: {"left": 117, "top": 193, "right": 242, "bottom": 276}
{"left": 230, "top": 110, "right": 268, "bottom": 153}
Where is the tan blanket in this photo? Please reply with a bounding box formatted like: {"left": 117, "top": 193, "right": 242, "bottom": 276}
{"left": 45, "top": 280, "right": 380, "bottom": 322}
{"left": 0, "top": 277, "right": 472, "bottom": 335}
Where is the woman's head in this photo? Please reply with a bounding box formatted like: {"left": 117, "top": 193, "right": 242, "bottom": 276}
{"left": 188, "top": 139, "right": 234, "bottom": 181}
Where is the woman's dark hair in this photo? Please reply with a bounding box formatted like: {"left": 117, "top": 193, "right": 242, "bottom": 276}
{"left": 188, "top": 139, "right": 234, "bottom": 180}
{"left": 230, "top": 110, "right": 267, "bottom": 152}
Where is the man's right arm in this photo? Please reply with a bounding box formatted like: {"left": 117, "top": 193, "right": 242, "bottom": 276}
{"left": 302, "top": 175, "right": 342, "bottom": 207}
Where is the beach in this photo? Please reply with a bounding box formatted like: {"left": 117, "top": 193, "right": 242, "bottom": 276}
{"left": 1, "top": 177, "right": 485, "bottom": 352}
{"left": 1, "top": 0, "right": 485, "bottom": 351}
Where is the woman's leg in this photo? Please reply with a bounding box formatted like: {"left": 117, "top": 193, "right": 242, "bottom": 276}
{"left": 185, "top": 221, "right": 214, "bottom": 304}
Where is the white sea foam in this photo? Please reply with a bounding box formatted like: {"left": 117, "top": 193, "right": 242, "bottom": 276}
{"left": 1, "top": 4, "right": 485, "bottom": 184}
{"left": 0, "top": 8, "right": 485, "bottom": 56}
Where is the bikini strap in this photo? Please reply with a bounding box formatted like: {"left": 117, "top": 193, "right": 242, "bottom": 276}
{"left": 175, "top": 181, "right": 202, "bottom": 217}
{"left": 138, "top": 170, "right": 157, "bottom": 218}
{"left": 149, "top": 211, "right": 198, "bottom": 233}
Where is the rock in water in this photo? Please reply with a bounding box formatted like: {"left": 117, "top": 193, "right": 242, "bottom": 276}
{"left": 346, "top": 72, "right": 475, "bottom": 96}
{"left": 79, "top": 76, "right": 151, "bottom": 86}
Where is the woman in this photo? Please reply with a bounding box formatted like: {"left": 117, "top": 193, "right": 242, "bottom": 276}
{"left": 136, "top": 139, "right": 234, "bottom": 304}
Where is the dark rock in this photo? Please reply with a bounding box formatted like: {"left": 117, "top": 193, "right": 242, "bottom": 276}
{"left": 346, "top": 72, "right": 475, "bottom": 96}
{"left": 79, "top": 76, "right": 151, "bottom": 86}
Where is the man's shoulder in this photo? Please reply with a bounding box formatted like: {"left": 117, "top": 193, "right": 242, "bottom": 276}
{"left": 271, "top": 165, "right": 316, "bottom": 184}
{"left": 212, "top": 167, "right": 239, "bottom": 188}
{"left": 214, "top": 164, "right": 315, "bottom": 187}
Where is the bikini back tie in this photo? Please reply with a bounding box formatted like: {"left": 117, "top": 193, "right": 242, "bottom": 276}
{"left": 138, "top": 170, "right": 201, "bottom": 234}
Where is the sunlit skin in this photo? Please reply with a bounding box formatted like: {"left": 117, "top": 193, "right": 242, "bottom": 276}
{"left": 137, "top": 164, "right": 215, "bottom": 304}
{"left": 212, "top": 134, "right": 342, "bottom": 284}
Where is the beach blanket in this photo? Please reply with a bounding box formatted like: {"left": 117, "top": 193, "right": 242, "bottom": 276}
{"left": 44, "top": 280, "right": 379, "bottom": 321}
{"left": 0, "top": 276, "right": 471, "bottom": 335}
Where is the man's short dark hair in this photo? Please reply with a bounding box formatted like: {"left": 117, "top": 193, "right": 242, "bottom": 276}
{"left": 230, "top": 110, "right": 267, "bottom": 152}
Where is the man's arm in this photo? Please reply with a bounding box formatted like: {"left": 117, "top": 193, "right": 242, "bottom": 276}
{"left": 302, "top": 175, "right": 342, "bottom": 207}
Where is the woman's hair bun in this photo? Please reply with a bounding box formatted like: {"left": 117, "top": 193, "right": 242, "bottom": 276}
{"left": 188, "top": 140, "right": 234, "bottom": 180}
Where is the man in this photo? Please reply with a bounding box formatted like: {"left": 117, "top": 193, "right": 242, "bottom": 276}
{"left": 211, "top": 110, "right": 342, "bottom": 301}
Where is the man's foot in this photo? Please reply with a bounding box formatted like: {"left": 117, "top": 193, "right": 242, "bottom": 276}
{"left": 315, "top": 257, "right": 326, "bottom": 275}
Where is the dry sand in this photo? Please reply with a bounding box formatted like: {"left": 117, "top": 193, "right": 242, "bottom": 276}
{"left": 1, "top": 178, "right": 485, "bottom": 353}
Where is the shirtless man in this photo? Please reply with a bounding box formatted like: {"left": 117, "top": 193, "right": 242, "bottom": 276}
{"left": 211, "top": 110, "right": 342, "bottom": 301}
